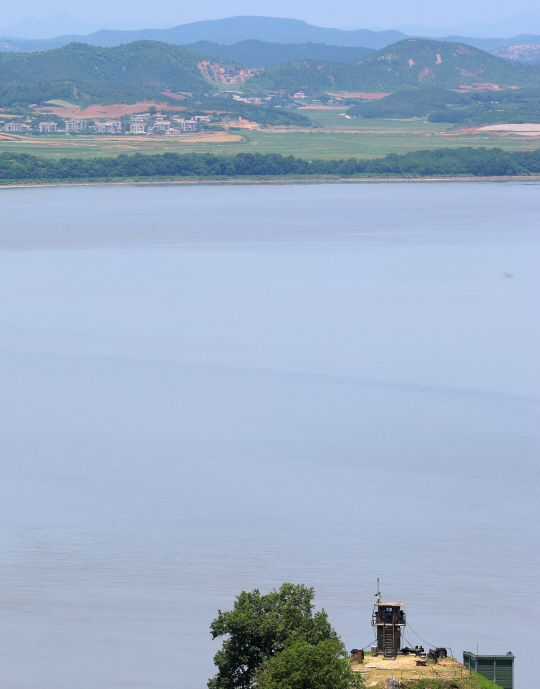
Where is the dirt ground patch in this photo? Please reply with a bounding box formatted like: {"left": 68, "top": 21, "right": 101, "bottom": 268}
{"left": 354, "top": 654, "right": 468, "bottom": 687}
{"left": 223, "top": 118, "right": 260, "bottom": 130}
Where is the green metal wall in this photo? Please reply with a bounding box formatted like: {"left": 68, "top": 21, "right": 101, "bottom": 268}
{"left": 462, "top": 652, "right": 514, "bottom": 689}
{"left": 494, "top": 658, "right": 513, "bottom": 689}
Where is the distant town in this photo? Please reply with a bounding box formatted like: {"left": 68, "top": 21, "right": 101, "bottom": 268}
{"left": 4, "top": 112, "right": 201, "bottom": 135}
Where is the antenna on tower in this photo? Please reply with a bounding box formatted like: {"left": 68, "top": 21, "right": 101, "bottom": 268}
{"left": 375, "top": 578, "right": 381, "bottom": 602}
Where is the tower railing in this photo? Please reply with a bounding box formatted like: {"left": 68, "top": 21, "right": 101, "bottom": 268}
{"left": 372, "top": 610, "right": 406, "bottom": 626}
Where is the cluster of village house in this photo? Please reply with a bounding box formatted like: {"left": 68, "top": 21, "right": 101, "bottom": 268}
{"left": 4, "top": 114, "right": 200, "bottom": 135}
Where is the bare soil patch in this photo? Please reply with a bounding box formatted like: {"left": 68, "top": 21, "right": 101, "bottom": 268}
{"left": 353, "top": 654, "right": 468, "bottom": 687}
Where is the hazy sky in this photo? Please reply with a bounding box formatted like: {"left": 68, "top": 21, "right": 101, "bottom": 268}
{"left": 2, "top": 0, "right": 540, "bottom": 30}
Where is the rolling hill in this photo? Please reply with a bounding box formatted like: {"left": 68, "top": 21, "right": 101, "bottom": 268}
{"left": 249, "top": 38, "right": 540, "bottom": 91}
{"left": 179, "top": 40, "right": 373, "bottom": 68}
{"left": 0, "top": 40, "right": 232, "bottom": 92}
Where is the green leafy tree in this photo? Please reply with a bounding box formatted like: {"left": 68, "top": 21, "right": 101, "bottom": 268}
{"left": 257, "top": 639, "right": 365, "bottom": 689}
{"left": 208, "top": 583, "right": 338, "bottom": 689}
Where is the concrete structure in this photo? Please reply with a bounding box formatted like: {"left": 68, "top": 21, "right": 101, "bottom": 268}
{"left": 154, "top": 121, "right": 171, "bottom": 131}
{"left": 97, "top": 121, "right": 122, "bottom": 133}
{"left": 65, "top": 119, "right": 87, "bottom": 132}
{"left": 4, "top": 122, "right": 28, "bottom": 132}
{"left": 182, "top": 119, "right": 199, "bottom": 132}
{"left": 130, "top": 122, "right": 148, "bottom": 134}
{"left": 39, "top": 122, "right": 57, "bottom": 133}
{"left": 463, "top": 652, "right": 514, "bottom": 689}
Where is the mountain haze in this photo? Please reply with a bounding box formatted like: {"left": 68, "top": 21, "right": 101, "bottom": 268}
{"left": 0, "top": 16, "right": 406, "bottom": 52}
{"left": 2, "top": 16, "right": 540, "bottom": 58}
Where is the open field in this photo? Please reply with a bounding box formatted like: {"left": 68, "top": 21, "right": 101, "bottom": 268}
{"left": 0, "top": 132, "right": 245, "bottom": 158}
{"left": 1, "top": 108, "right": 539, "bottom": 160}
{"left": 34, "top": 102, "right": 185, "bottom": 118}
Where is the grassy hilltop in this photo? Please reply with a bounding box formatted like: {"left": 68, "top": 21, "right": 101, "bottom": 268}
{"left": 250, "top": 38, "right": 540, "bottom": 91}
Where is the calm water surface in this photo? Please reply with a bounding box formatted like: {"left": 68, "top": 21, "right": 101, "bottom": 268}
{"left": 0, "top": 182, "right": 539, "bottom": 689}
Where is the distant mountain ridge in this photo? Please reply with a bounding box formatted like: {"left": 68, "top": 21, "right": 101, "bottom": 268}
{"left": 397, "top": 9, "right": 540, "bottom": 39}
{"left": 491, "top": 45, "right": 540, "bottom": 64}
{"left": 1, "top": 16, "right": 540, "bottom": 62}
{"left": 0, "top": 13, "right": 165, "bottom": 40}
{"left": 0, "top": 16, "right": 406, "bottom": 52}
{"left": 180, "top": 40, "right": 373, "bottom": 67}
{"left": 250, "top": 38, "right": 540, "bottom": 91}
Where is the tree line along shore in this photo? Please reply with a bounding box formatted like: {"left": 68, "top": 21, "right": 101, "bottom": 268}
{"left": 1, "top": 147, "right": 540, "bottom": 183}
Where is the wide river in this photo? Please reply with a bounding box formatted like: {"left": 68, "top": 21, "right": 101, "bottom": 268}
{"left": 0, "top": 181, "right": 539, "bottom": 689}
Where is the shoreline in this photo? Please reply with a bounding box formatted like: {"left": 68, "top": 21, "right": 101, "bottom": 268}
{"left": 2, "top": 174, "right": 540, "bottom": 189}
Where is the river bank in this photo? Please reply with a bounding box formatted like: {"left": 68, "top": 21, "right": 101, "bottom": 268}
{"left": 2, "top": 173, "right": 540, "bottom": 189}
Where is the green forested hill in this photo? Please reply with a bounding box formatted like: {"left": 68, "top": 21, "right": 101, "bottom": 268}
{"left": 250, "top": 38, "right": 540, "bottom": 91}
{"left": 0, "top": 79, "right": 174, "bottom": 107}
{"left": 0, "top": 40, "right": 232, "bottom": 92}
{"left": 347, "top": 89, "right": 473, "bottom": 118}
{"left": 180, "top": 40, "right": 373, "bottom": 67}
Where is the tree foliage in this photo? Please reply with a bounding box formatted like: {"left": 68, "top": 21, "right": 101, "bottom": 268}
{"left": 347, "top": 89, "right": 473, "bottom": 119}
{"left": 208, "top": 583, "right": 338, "bottom": 689}
{"left": 180, "top": 40, "right": 372, "bottom": 68}
{"left": 0, "top": 40, "right": 227, "bottom": 92}
{"left": 1, "top": 147, "right": 540, "bottom": 182}
{"left": 256, "top": 639, "right": 364, "bottom": 689}
{"left": 0, "top": 79, "right": 166, "bottom": 108}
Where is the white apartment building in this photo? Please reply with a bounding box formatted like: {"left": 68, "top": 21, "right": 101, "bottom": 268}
{"left": 182, "top": 120, "right": 199, "bottom": 132}
{"left": 154, "top": 121, "right": 171, "bottom": 131}
{"left": 130, "top": 122, "right": 148, "bottom": 134}
{"left": 39, "top": 122, "right": 57, "bottom": 133}
{"left": 163, "top": 120, "right": 200, "bottom": 134}
{"left": 4, "top": 122, "right": 28, "bottom": 132}
{"left": 65, "top": 119, "right": 87, "bottom": 132}
{"left": 97, "top": 120, "right": 123, "bottom": 133}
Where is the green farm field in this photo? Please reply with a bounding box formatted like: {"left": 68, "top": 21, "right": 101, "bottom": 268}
{"left": 1, "top": 108, "right": 539, "bottom": 160}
